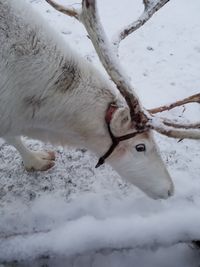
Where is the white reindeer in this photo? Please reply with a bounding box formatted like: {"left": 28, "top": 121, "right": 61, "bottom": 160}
{"left": 0, "top": 0, "right": 199, "bottom": 199}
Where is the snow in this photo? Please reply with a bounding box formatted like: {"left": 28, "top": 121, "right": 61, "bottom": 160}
{"left": 0, "top": 0, "right": 200, "bottom": 266}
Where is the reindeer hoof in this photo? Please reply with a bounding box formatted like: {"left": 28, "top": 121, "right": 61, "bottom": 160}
{"left": 24, "top": 151, "right": 56, "bottom": 172}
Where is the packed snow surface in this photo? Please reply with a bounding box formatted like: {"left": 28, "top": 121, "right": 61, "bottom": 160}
{"left": 0, "top": 0, "right": 200, "bottom": 266}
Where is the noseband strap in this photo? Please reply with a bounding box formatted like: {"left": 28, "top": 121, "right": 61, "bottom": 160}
{"left": 95, "top": 103, "right": 146, "bottom": 168}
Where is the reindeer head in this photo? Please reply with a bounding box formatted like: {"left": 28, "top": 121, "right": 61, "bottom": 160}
{"left": 46, "top": 0, "right": 200, "bottom": 199}
{"left": 98, "top": 105, "right": 174, "bottom": 199}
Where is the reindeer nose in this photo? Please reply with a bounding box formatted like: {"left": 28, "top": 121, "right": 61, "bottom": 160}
{"left": 155, "top": 183, "right": 174, "bottom": 200}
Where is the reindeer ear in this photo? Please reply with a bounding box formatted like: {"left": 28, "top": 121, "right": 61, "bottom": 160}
{"left": 110, "top": 107, "right": 131, "bottom": 136}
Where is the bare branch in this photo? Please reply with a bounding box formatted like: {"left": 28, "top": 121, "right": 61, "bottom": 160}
{"left": 45, "top": 0, "right": 81, "bottom": 20}
{"left": 149, "top": 93, "right": 200, "bottom": 114}
{"left": 112, "top": 0, "right": 170, "bottom": 50}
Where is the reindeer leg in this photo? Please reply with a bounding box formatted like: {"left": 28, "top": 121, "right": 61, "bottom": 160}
{"left": 5, "top": 136, "right": 55, "bottom": 171}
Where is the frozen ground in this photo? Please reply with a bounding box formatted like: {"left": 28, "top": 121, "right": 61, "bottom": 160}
{"left": 0, "top": 0, "right": 200, "bottom": 266}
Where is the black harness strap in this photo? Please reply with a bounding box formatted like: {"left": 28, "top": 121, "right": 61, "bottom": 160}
{"left": 95, "top": 105, "right": 147, "bottom": 168}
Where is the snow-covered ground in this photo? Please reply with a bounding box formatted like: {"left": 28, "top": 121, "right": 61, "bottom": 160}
{"left": 0, "top": 0, "right": 200, "bottom": 266}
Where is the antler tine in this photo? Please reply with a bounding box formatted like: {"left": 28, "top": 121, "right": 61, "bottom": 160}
{"left": 147, "top": 92, "right": 200, "bottom": 139}
{"left": 112, "top": 0, "right": 170, "bottom": 51}
{"left": 163, "top": 121, "right": 200, "bottom": 130}
{"left": 149, "top": 93, "right": 200, "bottom": 114}
{"left": 45, "top": 0, "right": 81, "bottom": 20}
{"left": 148, "top": 116, "right": 200, "bottom": 139}
{"left": 149, "top": 115, "right": 200, "bottom": 139}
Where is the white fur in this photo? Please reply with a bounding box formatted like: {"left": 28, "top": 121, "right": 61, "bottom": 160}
{"left": 0, "top": 0, "right": 174, "bottom": 199}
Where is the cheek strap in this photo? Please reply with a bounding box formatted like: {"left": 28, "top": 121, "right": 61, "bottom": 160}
{"left": 95, "top": 103, "right": 147, "bottom": 168}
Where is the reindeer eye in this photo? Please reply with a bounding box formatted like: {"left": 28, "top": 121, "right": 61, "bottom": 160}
{"left": 135, "top": 144, "right": 146, "bottom": 152}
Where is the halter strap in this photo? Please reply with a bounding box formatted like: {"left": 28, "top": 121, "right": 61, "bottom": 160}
{"left": 95, "top": 103, "right": 146, "bottom": 168}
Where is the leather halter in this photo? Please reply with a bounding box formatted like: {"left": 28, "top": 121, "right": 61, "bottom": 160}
{"left": 95, "top": 103, "right": 146, "bottom": 168}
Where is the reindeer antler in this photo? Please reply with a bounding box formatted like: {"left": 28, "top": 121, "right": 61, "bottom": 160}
{"left": 149, "top": 93, "right": 200, "bottom": 114}
{"left": 46, "top": 0, "right": 148, "bottom": 129}
{"left": 81, "top": 0, "right": 149, "bottom": 128}
{"left": 112, "top": 0, "right": 170, "bottom": 51}
{"left": 46, "top": 0, "right": 200, "bottom": 140}
{"left": 45, "top": 0, "right": 81, "bottom": 19}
